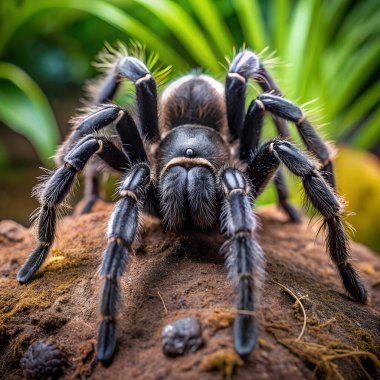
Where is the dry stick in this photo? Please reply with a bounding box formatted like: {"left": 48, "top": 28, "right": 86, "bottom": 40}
{"left": 317, "top": 317, "right": 336, "bottom": 329}
{"left": 273, "top": 281, "right": 307, "bottom": 341}
{"left": 290, "top": 341, "right": 380, "bottom": 380}
{"left": 323, "top": 351, "right": 380, "bottom": 367}
{"left": 157, "top": 290, "right": 168, "bottom": 313}
{"left": 331, "top": 366, "right": 346, "bottom": 380}
{"left": 353, "top": 357, "right": 374, "bottom": 380}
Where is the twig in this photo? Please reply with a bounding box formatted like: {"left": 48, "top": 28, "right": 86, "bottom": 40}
{"left": 353, "top": 356, "right": 374, "bottom": 380}
{"left": 157, "top": 290, "right": 168, "bottom": 313}
{"left": 323, "top": 351, "right": 380, "bottom": 367}
{"left": 273, "top": 281, "right": 307, "bottom": 341}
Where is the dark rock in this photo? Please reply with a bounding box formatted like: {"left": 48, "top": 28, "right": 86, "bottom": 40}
{"left": 20, "top": 340, "right": 67, "bottom": 380}
{"left": 162, "top": 317, "right": 203, "bottom": 356}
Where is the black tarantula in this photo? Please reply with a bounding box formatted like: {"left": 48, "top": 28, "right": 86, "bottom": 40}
{"left": 17, "top": 47, "right": 367, "bottom": 362}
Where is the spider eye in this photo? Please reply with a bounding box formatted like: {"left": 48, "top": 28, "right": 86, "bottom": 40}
{"left": 185, "top": 148, "right": 194, "bottom": 157}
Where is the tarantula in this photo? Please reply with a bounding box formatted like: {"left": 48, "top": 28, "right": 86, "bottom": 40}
{"left": 17, "top": 47, "right": 367, "bottom": 362}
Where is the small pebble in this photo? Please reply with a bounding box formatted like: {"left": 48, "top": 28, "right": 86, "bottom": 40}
{"left": 162, "top": 317, "right": 203, "bottom": 356}
{"left": 20, "top": 340, "right": 67, "bottom": 380}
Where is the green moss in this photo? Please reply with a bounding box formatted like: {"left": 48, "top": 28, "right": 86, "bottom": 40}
{"left": 203, "top": 308, "right": 235, "bottom": 331}
{"left": 201, "top": 349, "right": 244, "bottom": 380}
{"left": 0, "top": 255, "right": 82, "bottom": 328}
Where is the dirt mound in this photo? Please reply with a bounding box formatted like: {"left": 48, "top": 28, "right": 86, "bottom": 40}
{"left": 0, "top": 203, "right": 379, "bottom": 379}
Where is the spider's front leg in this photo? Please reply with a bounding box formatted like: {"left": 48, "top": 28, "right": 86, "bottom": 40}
{"left": 240, "top": 98, "right": 301, "bottom": 222}
{"left": 219, "top": 168, "right": 265, "bottom": 357}
{"left": 92, "top": 55, "right": 160, "bottom": 141}
{"left": 247, "top": 140, "right": 367, "bottom": 303}
{"left": 59, "top": 55, "right": 159, "bottom": 213}
{"left": 226, "top": 50, "right": 301, "bottom": 222}
{"left": 17, "top": 136, "right": 128, "bottom": 284}
{"left": 18, "top": 104, "right": 146, "bottom": 284}
{"left": 257, "top": 94, "right": 335, "bottom": 188}
{"left": 228, "top": 50, "right": 333, "bottom": 183}
{"left": 97, "top": 162, "right": 150, "bottom": 362}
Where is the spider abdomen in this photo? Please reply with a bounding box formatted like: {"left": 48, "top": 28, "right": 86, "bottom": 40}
{"left": 161, "top": 75, "right": 227, "bottom": 133}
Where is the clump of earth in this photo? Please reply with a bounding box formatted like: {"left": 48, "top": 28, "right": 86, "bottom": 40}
{"left": 0, "top": 203, "right": 379, "bottom": 379}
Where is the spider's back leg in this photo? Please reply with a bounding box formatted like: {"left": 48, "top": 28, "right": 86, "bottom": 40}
{"left": 247, "top": 140, "right": 367, "bottom": 303}
{"left": 258, "top": 93, "right": 335, "bottom": 188}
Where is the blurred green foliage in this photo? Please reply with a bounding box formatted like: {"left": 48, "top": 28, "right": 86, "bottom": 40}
{"left": 0, "top": 0, "right": 379, "bottom": 250}
{"left": 334, "top": 146, "right": 380, "bottom": 253}
{"left": 0, "top": 63, "right": 59, "bottom": 164}
{"left": 0, "top": 0, "right": 379, "bottom": 164}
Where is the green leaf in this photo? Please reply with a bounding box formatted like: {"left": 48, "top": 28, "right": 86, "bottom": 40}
{"left": 0, "top": 0, "right": 187, "bottom": 68}
{"left": 0, "top": 63, "right": 59, "bottom": 164}
{"left": 350, "top": 107, "right": 380, "bottom": 150}
{"left": 273, "top": 0, "right": 290, "bottom": 56}
{"left": 330, "top": 43, "right": 380, "bottom": 114}
{"left": 233, "top": 0, "right": 267, "bottom": 51}
{"left": 188, "top": 0, "right": 234, "bottom": 57}
{"left": 336, "top": 80, "right": 380, "bottom": 139}
{"left": 131, "top": 0, "right": 220, "bottom": 71}
{"left": 285, "top": 0, "right": 316, "bottom": 95}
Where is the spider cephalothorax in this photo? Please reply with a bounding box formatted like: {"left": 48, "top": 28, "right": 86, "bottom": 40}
{"left": 17, "top": 46, "right": 367, "bottom": 363}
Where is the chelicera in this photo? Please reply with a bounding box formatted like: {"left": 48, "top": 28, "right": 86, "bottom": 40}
{"left": 17, "top": 46, "right": 367, "bottom": 363}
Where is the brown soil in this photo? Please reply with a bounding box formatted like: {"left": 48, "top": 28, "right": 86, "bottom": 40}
{"left": 0, "top": 203, "right": 379, "bottom": 380}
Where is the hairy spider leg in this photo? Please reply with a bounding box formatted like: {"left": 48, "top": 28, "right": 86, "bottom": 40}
{"left": 225, "top": 53, "right": 253, "bottom": 141}
{"left": 219, "top": 168, "right": 265, "bottom": 357}
{"left": 247, "top": 140, "right": 367, "bottom": 303}
{"left": 63, "top": 56, "right": 159, "bottom": 213}
{"left": 257, "top": 63, "right": 291, "bottom": 138}
{"left": 249, "top": 63, "right": 303, "bottom": 222}
{"left": 240, "top": 99, "right": 300, "bottom": 222}
{"left": 258, "top": 94, "right": 336, "bottom": 188}
{"left": 115, "top": 111, "right": 148, "bottom": 163}
{"left": 97, "top": 162, "right": 150, "bottom": 363}
{"left": 118, "top": 57, "right": 160, "bottom": 141}
{"left": 226, "top": 50, "right": 300, "bottom": 222}
{"left": 17, "top": 136, "right": 128, "bottom": 284}
{"left": 272, "top": 170, "right": 301, "bottom": 222}
{"left": 97, "top": 110, "right": 149, "bottom": 362}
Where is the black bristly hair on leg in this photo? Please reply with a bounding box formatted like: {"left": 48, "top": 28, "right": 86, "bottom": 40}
{"left": 239, "top": 95, "right": 301, "bottom": 222}
{"left": 273, "top": 170, "right": 301, "bottom": 223}
{"left": 226, "top": 49, "right": 260, "bottom": 141}
{"left": 247, "top": 140, "right": 367, "bottom": 303}
{"left": 18, "top": 136, "right": 127, "bottom": 284}
{"left": 239, "top": 99, "right": 265, "bottom": 162}
{"left": 219, "top": 167, "right": 265, "bottom": 357}
{"left": 90, "top": 53, "right": 160, "bottom": 142}
{"left": 97, "top": 162, "right": 150, "bottom": 363}
{"left": 58, "top": 106, "right": 122, "bottom": 160}
{"left": 59, "top": 54, "right": 160, "bottom": 214}
{"left": 256, "top": 63, "right": 291, "bottom": 139}
{"left": 115, "top": 110, "right": 148, "bottom": 164}
{"left": 228, "top": 49, "right": 300, "bottom": 223}
{"left": 57, "top": 105, "right": 123, "bottom": 215}
{"left": 117, "top": 57, "right": 160, "bottom": 141}
{"left": 258, "top": 94, "right": 336, "bottom": 188}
